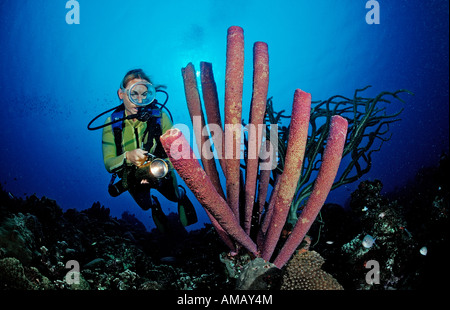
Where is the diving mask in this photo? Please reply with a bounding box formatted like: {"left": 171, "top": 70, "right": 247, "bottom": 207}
{"left": 123, "top": 81, "right": 156, "bottom": 106}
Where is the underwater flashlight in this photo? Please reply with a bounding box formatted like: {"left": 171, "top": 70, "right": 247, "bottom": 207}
{"left": 149, "top": 158, "right": 169, "bottom": 179}
{"left": 142, "top": 154, "right": 169, "bottom": 179}
{"left": 126, "top": 81, "right": 156, "bottom": 106}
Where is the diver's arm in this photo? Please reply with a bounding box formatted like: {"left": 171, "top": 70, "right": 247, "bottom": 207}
{"left": 160, "top": 111, "right": 175, "bottom": 170}
{"left": 161, "top": 111, "right": 173, "bottom": 134}
{"left": 102, "top": 117, "right": 128, "bottom": 173}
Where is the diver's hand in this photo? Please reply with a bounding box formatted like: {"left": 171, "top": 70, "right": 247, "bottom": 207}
{"left": 125, "top": 149, "right": 148, "bottom": 167}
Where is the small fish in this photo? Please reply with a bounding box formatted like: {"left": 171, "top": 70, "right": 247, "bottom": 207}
{"left": 8, "top": 192, "right": 14, "bottom": 199}
{"left": 326, "top": 241, "right": 334, "bottom": 245}
{"left": 362, "top": 234, "right": 376, "bottom": 249}
{"left": 362, "top": 206, "right": 369, "bottom": 212}
{"left": 420, "top": 246, "right": 427, "bottom": 256}
{"left": 160, "top": 256, "right": 177, "bottom": 263}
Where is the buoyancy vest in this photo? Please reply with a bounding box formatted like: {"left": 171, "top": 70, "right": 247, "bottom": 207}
{"left": 110, "top": 104, "right": 167, "bottom": 159}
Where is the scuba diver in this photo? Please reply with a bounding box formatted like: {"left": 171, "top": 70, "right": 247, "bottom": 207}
{"left": 88, "top": 69, "right": 197, "bottom": 233}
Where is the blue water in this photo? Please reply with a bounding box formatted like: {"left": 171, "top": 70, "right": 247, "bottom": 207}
{"left": 1, "top": 0, "right": 448, "bottom": 231}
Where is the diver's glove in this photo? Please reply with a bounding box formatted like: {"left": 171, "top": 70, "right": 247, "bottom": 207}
{"left": 125, "top": 149, "right": 148, "bottom": 167}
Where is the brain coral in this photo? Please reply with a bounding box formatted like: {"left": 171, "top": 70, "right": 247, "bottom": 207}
{"left": 281, "top": 250, "right": 343, "bottom": 290}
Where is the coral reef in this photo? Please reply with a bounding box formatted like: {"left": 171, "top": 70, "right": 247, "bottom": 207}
{"left": 0, "top": 186, "right": 231, "bottom": 290}
{"left": 0, "top": 213, "right": 38, "bottom": 264}
{"left": 0, "top": 153, "right": 447, "bottom": 290}
{"left": 235, "top": 257, "right": 281, "bottom": 290}
{"left": 0, "top": 257, "right": 53, "bottom": 290}
{"left": 280, "top": 250, "right": 343, "bottom": 290}
{"left": 305, "top": 154, "right": 449, "bottom": 289}
{"left": 0, "top": 24, "right": 439, "bottom": 292}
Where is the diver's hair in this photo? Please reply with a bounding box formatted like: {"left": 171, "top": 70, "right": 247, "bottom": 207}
{"left": 120, "top": 69, "right": 152, "bottom": 89}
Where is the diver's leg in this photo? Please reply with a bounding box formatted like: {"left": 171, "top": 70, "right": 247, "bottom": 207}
{"left": 157, "top": 172, "right": 198, "bottom": 226}
{"left": 128, "top": 183, "right": 169, "bottom": 232}
{"left": 148, "top": 195, "right": 169, "bottom": 233}
{"left": 127, "top": 183, "right": 153, "bottom": 210}
{"left": 157, "top": 171, "right": 181, "bottom": 202}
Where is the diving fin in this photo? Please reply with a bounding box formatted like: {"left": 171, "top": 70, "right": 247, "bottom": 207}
{"left": 178, "top": 186, "right": 198, "bottom": 226}
{"left": 151, "top": 195, "right": 170, "bottom": 233}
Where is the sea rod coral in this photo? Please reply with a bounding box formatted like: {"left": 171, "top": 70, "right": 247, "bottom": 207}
{"left": 266, "top": 85, "right": 412, "bottom": 227}
{"left": 160, "top": 26, "right": 348, "bottom": 269}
